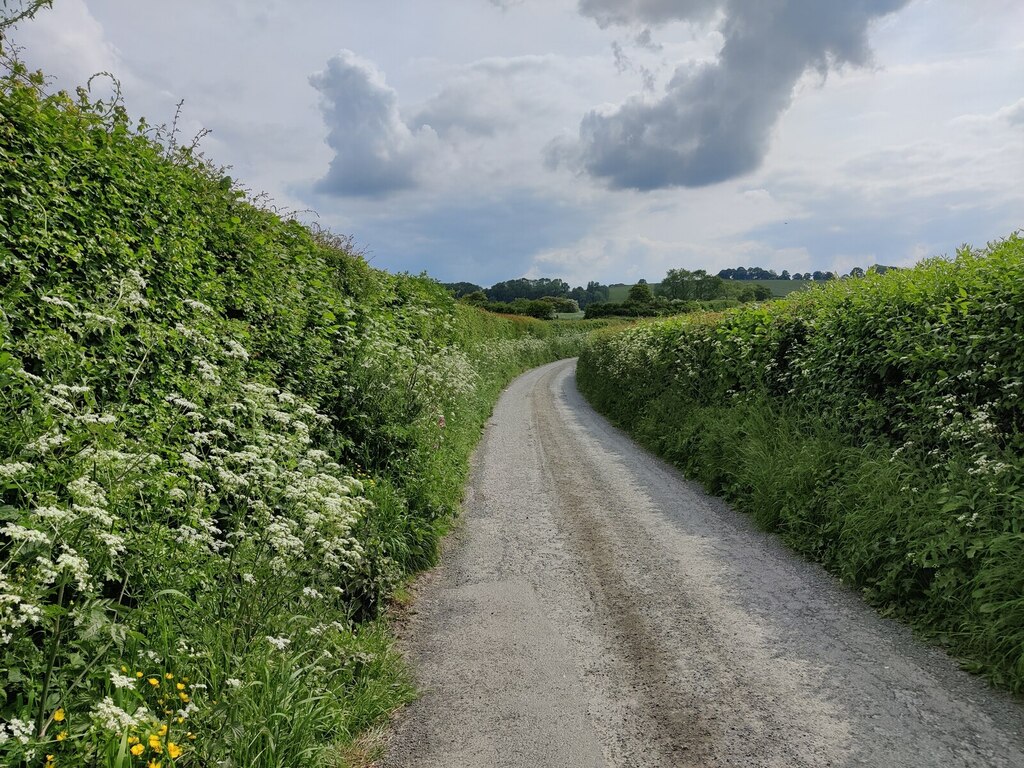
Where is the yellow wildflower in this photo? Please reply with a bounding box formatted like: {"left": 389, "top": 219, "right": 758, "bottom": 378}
{"left": 136, "top": 671, "right": 144, "bottom": 678}
{"left": 186, "top": 732, "right": 196, "bottom": 741}
{"left": 178, "top": 692, "right": 189, "bottom": 702}
{"left": 165, "top": 673, "right": 174, "bottom": 680}
{"left": 56, "top": 732, "right": 67, "bottom": 742}
{"left": 147, "top": 677, "right": 160, "bottom": 687}
{"left": 158, "top": 724, "right": 168, "bottom": 737}
{"left": 176, "top": 683, "right": 185, "bottom": 691}
{"left": 167, "top": 743, "right": 182, "bottom": 759}
{"left": 121, "top": 665, "right": 128, "bottom": 673}
{"left": 128, "top": 736, "right": 140, "bottom": 745}
{"left": 131, "top": 744, "right": 146, "bottom": 756}
{"left": 148, "top": 761, "right": 162, "bottom": 768}
{"left": 53, "top": 709, "right": 65, "bottom": 722}
{"left": 148, "top": 734, "right": 163, "bottom": 752}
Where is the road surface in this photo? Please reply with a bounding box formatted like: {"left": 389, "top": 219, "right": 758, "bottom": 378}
{"left": 381, "top": 359, "right": 1024, "bottom": 767}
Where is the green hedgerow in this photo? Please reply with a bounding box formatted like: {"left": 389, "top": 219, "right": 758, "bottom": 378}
{"left": 578, "top": 234, "right": 1024, "bottom": 691}
{"left": 0, "top": 54, "right": 592, "bottom": 766}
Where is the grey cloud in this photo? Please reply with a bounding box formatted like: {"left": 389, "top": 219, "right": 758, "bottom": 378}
{"left": 311, "top": 51, "right": 432, "bottom": 197}
{"left": 579, "top": 0, "right": 719, "bottom": 28}
{"left": 635, "top": 28, "right": 662, "bottom": 51}
{"left": 611, "top": 41, "right": 630, "bottom": 73}
{"left": 557, "top": 0, "right": 911, "bottom": 190}
{"left": 1004, "top": 99, "right": 1024, "bottom": 126}
{"left": 610, "top": 40, "right": 656, "bottom": 91}
{"left": 412, "top": 56, "right": 567, "bottom": 138}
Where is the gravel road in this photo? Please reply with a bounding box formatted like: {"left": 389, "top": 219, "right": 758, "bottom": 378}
{"left": 381, "top": 359, "right": 1024, "bottom": 768}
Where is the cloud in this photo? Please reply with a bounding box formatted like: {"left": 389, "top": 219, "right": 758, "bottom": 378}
{"left": 412, "top": 56, "right": 570, "bottom": 138}
{"left": 1006, "top": 99, "right": 1024, "bottom": 126}
{"left": 578, "top": 0, "right": 720, "bottom": 28}
{"left": 952, "top": 97, "right": 1024, "bottom": 127}
{"left": 553, "top": 0, "right": 911, "bottom": 190}
{"left": 8, "top": 0, "right": 125, "bottom": 92}
{"left": 310, "top": 51, "right": 437, "bottom": 198}
{"left": 336, "top": 189, "right": 597, "bottom": 284}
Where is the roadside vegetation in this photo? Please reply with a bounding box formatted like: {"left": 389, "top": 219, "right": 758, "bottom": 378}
{"left": 578, "top": 235, "right": 1024, "bottom": 692}
{"left": 0, "top": 54, "right": 596, "bottom": 766}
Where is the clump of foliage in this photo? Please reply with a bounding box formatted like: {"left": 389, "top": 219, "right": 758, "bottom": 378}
{"left": 464, "top": 295, "right": 580, "bottom": 319}
{"left": 0, "top": 54, "right": 590, "bottom": 767}
{"left": 584, "top": 296, "right": 741, "bottom": 319}
{"left": 578, "top": 235, "right": 1024, "bottom": 691}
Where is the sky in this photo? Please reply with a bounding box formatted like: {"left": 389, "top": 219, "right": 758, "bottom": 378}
{"left": 10, "top": 0, "right": 1023, "bottom": 286}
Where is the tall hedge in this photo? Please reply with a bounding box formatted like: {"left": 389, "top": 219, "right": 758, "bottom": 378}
{"left": 0, "top": 59, "right": 590, "bottom": 765}
{"left": 578, "top": 235, "right": 1024, "bottom": 691}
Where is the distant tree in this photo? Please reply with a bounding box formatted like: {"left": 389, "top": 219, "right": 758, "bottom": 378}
{"left": 696, "top": 273, "right": 725, "bottom": 300}
{"left": 487, "top": 277, "right": 571, "bottom": 302}
{"left": 539, "top": 296, "right": 579, "bottom": 313}
{"left": 849, "top": 267, "right": 865, "bottom": 278}
{"left": 567, "top": 281, "right": 610, "bottom": 308}
{"left": 512, "top": 299, "right": 555, "bottom": 319}
{"left": 780, "top": 270, "right": 790, "bottom": 280}
{"left": 660, "top": 268, "right": 726, "bottom": 301}
{"left": 585, "top": 281, "right": 609, "bottom": 305}
{"left": 627, "top": 282, "right": 654, "bottom": 303}
{"left": 444, "top": 282, "right": 484, "bottom": 298}
{"left": 462, "top": 290, "right": 488, "bottom": 305}
{"left": 660, "top": 268, "right": 693, "bottom": 300}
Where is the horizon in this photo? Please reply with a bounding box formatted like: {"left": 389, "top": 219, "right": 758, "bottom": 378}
{"left": 13, "top": 1, "right": 1023, "bottom": 286}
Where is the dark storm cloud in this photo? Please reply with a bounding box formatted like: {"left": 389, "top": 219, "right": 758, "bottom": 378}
{"left": 310, "top": 51, "right": 430, "bottom": 197}
{"left": 555, "top": 0, "right": 912, "bottom": 190}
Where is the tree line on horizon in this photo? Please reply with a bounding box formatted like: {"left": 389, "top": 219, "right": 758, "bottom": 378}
{"left": 442, "top": 263, "right": 899, "bottom": 319}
